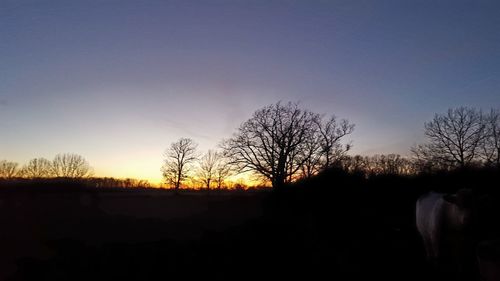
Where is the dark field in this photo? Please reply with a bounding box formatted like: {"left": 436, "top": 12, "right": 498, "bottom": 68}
{"left": 1, "top": 169, "right": 499, "bottom": 281}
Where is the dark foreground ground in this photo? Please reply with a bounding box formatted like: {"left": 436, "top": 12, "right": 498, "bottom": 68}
{"left": 1, "top": 169, "right": 499, "bottom": 281}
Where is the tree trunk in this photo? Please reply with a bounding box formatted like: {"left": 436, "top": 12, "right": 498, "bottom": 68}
{"left": 272, "top": 175, "right": 285, "bottom": 189}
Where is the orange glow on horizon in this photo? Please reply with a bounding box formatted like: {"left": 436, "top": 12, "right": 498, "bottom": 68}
{"left": 93, "top": 169, "right": 266, "bottom": 189}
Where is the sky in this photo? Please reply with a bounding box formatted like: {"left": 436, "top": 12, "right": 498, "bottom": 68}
{"left": 1, "top": 0, "right": 499, "bottom": 184}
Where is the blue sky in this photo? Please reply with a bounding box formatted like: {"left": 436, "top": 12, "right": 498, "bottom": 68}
{"left": 1, "top": 0, "right": 499, "bottom": 182}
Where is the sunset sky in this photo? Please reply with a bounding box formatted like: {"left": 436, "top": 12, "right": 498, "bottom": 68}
{"left": 1, "top": 0, "right": 499, "bottom": 184}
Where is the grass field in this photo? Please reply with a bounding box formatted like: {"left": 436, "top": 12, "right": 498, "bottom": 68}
{"left": 1, "top": 169, "right": 499, "bottom": 280}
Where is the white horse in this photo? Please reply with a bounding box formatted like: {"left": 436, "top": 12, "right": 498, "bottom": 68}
{"left": 416, "top": 189, "right": 473, "bottom": 279}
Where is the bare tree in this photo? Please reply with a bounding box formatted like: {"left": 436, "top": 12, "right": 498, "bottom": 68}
{"left": 366, "top": 154, "right": 415, "bottom": 175}
{"left": 90, "top": 177, "right": 150, "bottom": 188}
{"left": 197, "top": 150, "right": 232, "bottom": 190}
{"left": 297, "top": 115, "right": 354, "bottom": 179}
{"left": 341, "top": 155, "right": 369, "bottom": 174}
{"left": 19, "top": 157, "right": 52, "bottom": 178}
{"left": 340, "top": 154, "right": 416, "bottom": 176}
{"left": 162, "top": 162, "right": 177, "bottom": 188}
{"left": 0, "top": 160, "right": 19, "bottom": 178}
{"left": 315, "top": 115, "right": 354, "bottom": 169}
{"left": 413, "top": 107, "right": 486, "bottom": 168}
{"left": 51, "top": 153, "right": 93, "bottom": 178}
{"left": 412, "top": 144, "right": 454, "bottom": 172}
{"left": 121, "top": 178, "right": 151, "bottom": 188}
{"left": 481, "top": 109, "right": 500, "bottom": 167}
{"left": 298, "top": 133, "right": 323, "bottom": 179}
{"left": 197, "top": 150, "right": 219, "bottom": 190}
{"left": 161, "top": 138, "right": 198, "bottom": 190}
{"left": 223, "top": 102, "right": 353, "bottom": 188}
{"left": 214, "top": 157, "right": 232, "bottom": 189}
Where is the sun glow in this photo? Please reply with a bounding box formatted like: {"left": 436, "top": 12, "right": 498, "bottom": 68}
{"left": 93, "top": 166, "right": 263, "bottom": 189}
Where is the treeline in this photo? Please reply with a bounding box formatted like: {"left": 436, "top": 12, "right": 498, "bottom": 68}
{"left": 162, "top": 103, "right": 499, "bottom": 189}
{"left": 342, "top": 107, "right": 499, "bottom": 176}
{"left": 340, "top": 154, "right": 416, "bottom": 176}
{"left": 0, "top": 153, "right": 151, "bottom": 189}
{"left": 0, "top": 153, "right": 92, "bottom": 179}
{"left": 0, "top": 177, "right": 151, "bottom": 190}
{"left": 2, "top": 104, "right": 498, "bottom": 190}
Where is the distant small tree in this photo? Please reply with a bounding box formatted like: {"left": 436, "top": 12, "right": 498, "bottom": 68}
{"left": 51, "top": 153, "right": 93, "bottom": 178}
{"left": 121, "top": 178, "right": 151, "bottom": 188}
{"left": 20, "top": 157, "right": 52, "bottom": 178}
{"left": 161, "top": 138, "right": 198, "bottom": 190}
{"left": 341, "top": 155, "right": 369, "bottom": 174}
{"left": 368, "top": 154, "right": 416, "bottom": 175}
{"left": 214, "top": 155, "right": 232, "bottom": 190}
{"left": 233, "top": 181, "right": 248, "bottom": 191}
{"left": 0, "top": 160, "right": 19, "bottom": 178}
{"left": 339, "top": 154, "right": 417, "bottom": 176}
{"left": 197, "top": 150, "right": 219, "bottom": 190}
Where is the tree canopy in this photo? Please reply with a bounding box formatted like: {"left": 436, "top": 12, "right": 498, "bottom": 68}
{"left": 222, "top": 102, "right": 354, "bottom": 188}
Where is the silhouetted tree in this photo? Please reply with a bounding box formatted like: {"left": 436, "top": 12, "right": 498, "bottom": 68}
{"left": 88, "top": 177, "right": 150, "bottom": 188}
{"left": 223, "top": 102, "right": 318, "bottom": 188}
{"left": 481, "top": 109, "right": 500, "bottom": 167}
{"left": 299, "top": 115, "right": 354, "bottom": 179}
{"left": 366, "top": 154, "right": 416, "bottom": 175}
{"left": 0, "top": 160, "right": 19, "bottom": 178}
{"left": 121, "top": 178, "right": 150, "bottom": 188}
{"left": 223, "top": 102, "right": 353, "bottom": 188}
{"left": 197, "top": 150, "right": 219, "bottom": 190}
{"left": 412, "top": 107, "right": 486, "bottom": 169}
{"left": 315, "top": 115, "right": 354, "bottom": 169}
{"left": 51, "top": 153, "right": 93, "bottom": 178}
{"left": 340, "top": 154, "right": 417, "bottom": 176}
{"left": 341, "top": 155, "right": 369, "bottom": 174}
{"left": 161, "top": 138, "right": 198, "bottom": 190}
{"left": 196, "top": 150, "right": 232, "bottom": 190}
{"left": 214, "top": 157, "right": 232, "bottom": 189}
{"left": 19, "top": 157, "right": 52, "bottom": 178}
{"left": 298, "top": 133, "right": 323, "bottom": 179}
